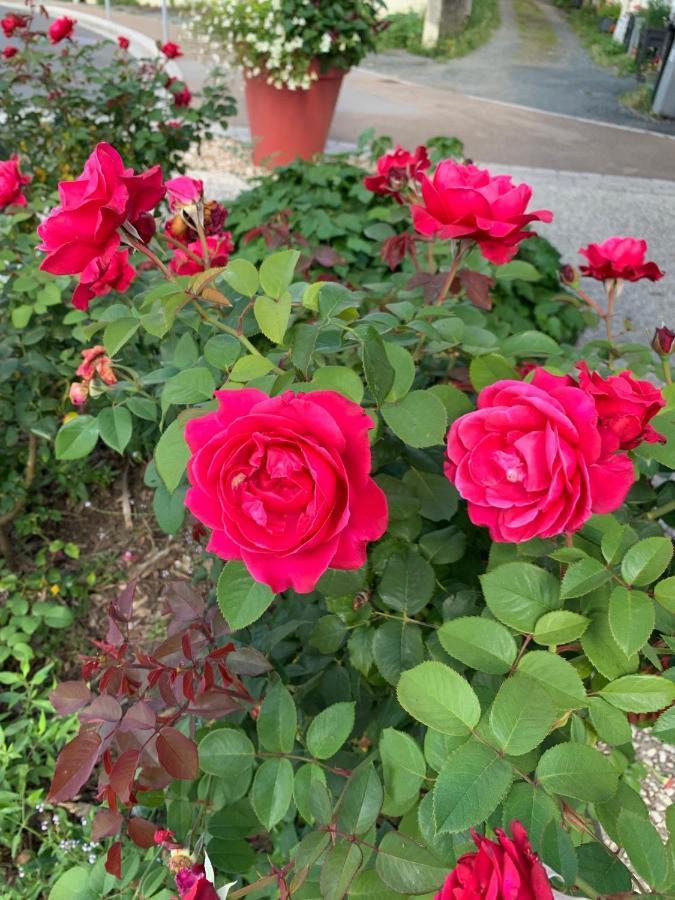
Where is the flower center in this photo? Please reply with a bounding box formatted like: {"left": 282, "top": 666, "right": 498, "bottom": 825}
{"left": 495, "top": 449, "right": 525, "bottom": 483}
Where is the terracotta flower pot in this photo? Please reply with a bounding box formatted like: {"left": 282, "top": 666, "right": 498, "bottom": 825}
{"left": 244, "top": 65, "right": 346, "bottom": 168}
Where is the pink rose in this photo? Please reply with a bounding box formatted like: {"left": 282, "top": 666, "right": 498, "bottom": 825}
{"left": 579, "top": 236, "right": 664, "bottom": 282}
{"left": 69, "top": 382, "right": 90, "bottom": 406}
{"left": 576, "top": 361, "right": 665, "bottom": 453}
{"left": 175, "top": 864, "right": 218, "bottom": 900}
{"left": 117, "top": 36, "right": 130, "bottom": 50}
{"left": 173, "top": 87, "right": 192, "bottom": 108}
{"left": 165, "top": 175, "right": 204, "bottom": 210}
{"left": 38, "top": 143, "right": 164, "bottom": 303}
{"left": 1, "top": 13, "right": 28, "bottom": 37}
{"left": 363, "top": 145, "right": 430, "bottom": 204}
{"left": 412, "top": 161, "right": 553, "bottom": 264}
{"left": 185, "top": 389, "right": 388, "bottom": 593}
{"left": 161, "top": 41, "right": 183, "bottom": 59}
{"left": 0, "top": 156, "right": 31, "bottom": 208}
{"left": 48, "top": 16, "right": 76, "bottom": 44}
{"left": 72, "top": 249, "right": 136, "bottom": 311}
{"left": 169, "top": 233, "right": 234, "bottom": 276}
{"left": 76, "top": 346, "right": 116, "bottom": 385}
{"left": 2, "top": 46, "right": 18, "bottom": 59}
{"left": 435, "top": 822, "right": 553, "bottom": 900}
{"left": 445, "top": 374, "right": 634, "bottom": 542}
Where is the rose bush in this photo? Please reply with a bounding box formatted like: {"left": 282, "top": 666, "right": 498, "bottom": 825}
{"left": 22, "top": 138, "right": 672, "bottom": 900}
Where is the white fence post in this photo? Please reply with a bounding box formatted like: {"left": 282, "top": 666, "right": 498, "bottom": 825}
{"left": 161, "top": 0, "right": 169, "bottom": 44}
{"left": 104, "top": 0, "right": 111, "bottom": 19}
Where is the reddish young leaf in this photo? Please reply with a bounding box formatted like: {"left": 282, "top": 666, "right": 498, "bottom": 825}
{"left": 48, "top": 731, "right": 101, "bottom": 802}
{"left": 118, "top": 701, "right": 156, "bottom": 733}
{"left": 113, "top": 580, "right": 137, "bottom": 621}
{"left": 453, "top": 269, "right": 495, "bottom": 311}
{"left": 156, "top": 727, "right": 199, "bottom": 780}
{"left": 109, "top": 749, "right": 140, "bottom": 804}
{"left": 188, "top": 690, "right": 240, "bottom": 719}
{"left": 49, "top": 681, "right": 92, "bottom": 716}
{"left": 127, "top": 816, "right": 158, "bottom": 849}
{"left": 79, "top": 694, "right": 123, "bottom": 724}
{"left": 105, "top": 841, "right": 122, "bottom": 879}
{"left": 92, "top": 808, "right": 123, "bottom": 842}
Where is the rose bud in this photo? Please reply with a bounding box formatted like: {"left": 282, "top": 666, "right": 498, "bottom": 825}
{"left": 2, "top": 46, "right": 18, "bottom": 59}
{"left": 204, "top": 200, "right": 228, "bottom": 236}
{"left": 161, "top": 41, "right": 183, "bottom": 59}
{"left": 165, "top": 175, "right": 203, "bottom": 211}
{"left": 131, "top": 211, "right": 157, "bottom": 244}
{"left": 117, "top": 36, "right": 130, "bottom": 50}
{"left": 559, "top": 263, "right": 578, "bottom": 286}
{"left": 652, "top": 326, "right": 675, "bottom": 356}
{"left": 69, "top": 381, "right": 89, "bottom": 406}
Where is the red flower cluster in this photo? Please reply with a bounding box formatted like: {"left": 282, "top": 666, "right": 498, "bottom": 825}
{"left": 161, "top": 41, "right": 183, "bottom": 59}
{"left": 579, "top": 236, "right": 664, "bottom": 283}
{"left": 1, "top": 12, "right": 28, "bottom": 37}
{"left": 2, "top": 46, "right": 17, "bottom": 59}
{"left": 48, "top": 15, "right": 76, "bottom": 44}
{"left": 38, "top": 142, "right": 164, "bottom": 308}
{"left": 0, "top": 156, "right": 30, "bottom": 208}
{"left": 412, "top": 161, "right": 553, "bottom": 264}
{"left": 69, "top": 346, "right": 117, "bottom": 405}
{"left": 445, "top": 362, "right": 663, "bottom": 543}
{"left": 436, "top": 822, "right": 553, "bottom": 900}
{"left": 363, "top": 144, "right": 430, "bottom": 204}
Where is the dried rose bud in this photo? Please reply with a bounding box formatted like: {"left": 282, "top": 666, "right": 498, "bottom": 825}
{"left": 204, "top": 200, "right": 228, "bottom": 236}
{"left": 165, "top": 214, "right": 192, "bottom": 243}
{"left": 652, "top": 326, "right": 675, "bottom": 356}
{"left": 559, "top": 263, "right": 578, "bottom": 286}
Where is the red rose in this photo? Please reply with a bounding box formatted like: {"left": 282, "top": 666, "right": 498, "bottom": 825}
{"left": 185, "top": 389, "right": 388, "bottom": 593}
{"left": 165, "top": 175, "right": 204, "bottom": 210}
{"left": 173, "top": 87, "right": 192, "bottom": 108}
{"left": 169, "top": 233, "right": 234, "bottom": 275}
{"left": 76, "top": 346, "right": 116, "bottom": 385}
{"left": 445, "top": 372, "right": 634, "bottom": 542}
{"left": 161, "top": 41, "right": 183, "bottom": 59}
{"left": 48, "top": 16, "right": 76, "bottom": 44}
{"left": 117, "top": 36, "right": 130, "bottom": 50}
{"left": 653, "top": 326, "right": 675, "bottom": 355}
{"left": 1, "top": 13, "right": 28, "bottom": 37}
{"left": 71, "top": 249, "right": 136, "bottom": 311}
{"left": 38, "top": 143, "right": 164, "bottom": 304}
{"left": 579, "top": 236, "right": 664, "bottom": 282}
{"left": 175, "top": 864, "right": 218, "bottom": 900}
{"left": 2, "top": 46, "right": 18, "bottom": 59}
{"left": 412, "top": 161, "right": 553, "bottom": 264}
{"left": 364, "top": 145, "right": 430, "bottom": 204}
{"left": 435, "top": 822, "right": 553, "bottom": 900}
{"left": 576, "top": 361, "right": 665, "bottom": 454}
{"left": 0, "top": 156, "right": 30, "bottom": 208}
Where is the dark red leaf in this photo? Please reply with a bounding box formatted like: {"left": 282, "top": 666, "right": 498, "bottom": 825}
{"left": 188, "top": 689, "right": 240, "bottom": 718}
{"left": 118, "top": 701, "right": 156, "bottom": 733}
{"left": 79, "top": 695, "right": 123, "bottom": 724}
{"left": 163, "top": 582, "right": 204, "bottom": 624}
{"left": 49, "top": 681, "right": 92, "bottom": 716}
{"left": 455, "top": 269, "right": 494, "bottom": 311}
{"left": 106, "top": 616, "right": 125, "bottom": 647}
{"left": 182, "top": 670, "right": 195, "bottom": 702}
{"left": 113, "top": 580, "right": 137, "bottom": 621}
{"left": 109, "top": 749, "right": 140, "bottom": 804}
{"left": 406, "top": 271, "right": 448, "bottom": 303}
{"left": 158, "top": 671, "right": 179, "bottom": 706}
{"left": 127, "top": 816, "right": 158, "bottom": 849}
{"left": 181, "top": 632, "right": 193, "bottom": 661}
{"left": 156, "top": 727, "right": 198, "bottom": 780}
{"left": 105, "top": 841, "right": 122, "bottom": 879}
{"left": 48, "top": 731, "right": 101, "bottom": 802}
{"left": 92, "top": 808, "right": 123, "bottom": 842}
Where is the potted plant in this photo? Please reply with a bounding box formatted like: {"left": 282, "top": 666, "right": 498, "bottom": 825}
{"left": 193, "top": 0, "right": 386, "bottom": 166}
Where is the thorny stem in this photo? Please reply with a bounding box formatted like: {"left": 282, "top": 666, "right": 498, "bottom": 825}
{"left": 436, "top": 242, "right": 466, "bottom": 305}
{"left": 575, "top": 286, "right": 606, "bottom": 319}
{"left": 156, "top": 230, "right": 205, "bottom": 267}
{"left": 604, "top": 280, "right": 617, "bottom": 345}
{"left": 124, "top": 231, "right": 174, "bottom": 281}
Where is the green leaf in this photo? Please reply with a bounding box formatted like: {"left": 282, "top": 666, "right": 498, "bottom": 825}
{"left": 428, "top": 383, "right": 473, "bottom": 421}
{"left": 587, "top": 697, "right": 632, "bottom": 745}
{"left": 362, "top": 328, "right": 395, "bottom": 404}
{"left": 293, "top": 763, "right": 327, "bottom": 824}
{"left": 103, "top": 316, "right": 139, "bottom": 356}
{"left": 372, "top": 620, "right": 425, "bottom": 685}
{"left": 154, "top": 419, "right": 190, "bottom": 493}
{"left": 608, "top": 586, "right": 655, "bottom": 656}
{"left": 618, "top": 809, "right": 669, "bottom": 890}
{"left": 380, "top": 728, "right": 426, "bottom": 814}
{"left": 540, "top": 820, "right": 577, "bottom": 887}
{"left": 489, "top": 673, "right": 555, "bottom": 755}
{"left": 495, "top": 260, "right": 541, "bottom": 282}
{"left": 653, "top": 706, "right": 675, "bottom": 743}
{"left": 204, "top": 333, "right": 241, "bottom": 369}
{"left": 379, "top": 547, "right": 435, "bottom": 615}
{"left": 601, "top": 523, "right": 637, "bottom": 566}
{"left": 560, "top": 558, "right": 612, "bottom": 599}
{"left": 533, "top": 610, "right": 589, "bottom": 645}
{"left": 576, "top": 844, "right": 632, "bottom": 895}
{"left": 309, "top": 366, "right": 364, "bottom": 403}
{"left": 250, "top": 757, "right": 293, "bottom": 829}
{"left": 501, "top": 331, "right": 560, "bottom": 356}
{"left": 535, "top": 743, "right": 618, "bottom": 802}
{"left": 55, "top": 416, "right": 99, "bottom": 461}
{"left": 127, "top": 397, "right": 158, "bottom": 421}
{"left": 376, "top": 831, "right": 447, "bottom": 895}
{"left": 11, "top": 304, "right": 33, "bottom": 329}
{"left": 320, "top": 842, "right": 363, "bottom": 900}
{"left": 621, "top": 536, "right": 673, "bottom": 586}
{"left": 229, "top": 354, "right": 275, "bottom": 382}
{"left": 438, "top": 616, "right": 517, "bottom": 675}
{"left": 48, "top": 867, "right": 96, "bottom": 900}
{"left": 599, "top": 674, "right": 675, "bottom": 712}
{"left": 518, "top": 651, "right": 587, "bottom": 712}
{"left": 480, "top": 563, "right": 560, "bottom": 632}
{"left": 348, "top": 870, "right": 402, "bottom": 899}
{"left": 402, "top": 468, "right": 459, "bottom": 522}
{"left": 383, "top": 342, "right": 415, "bottom": 402}
{"left": 381, "top": 390, "right": 448, "bottom": 448}
{"left": 222, "top": 258, "right": 259, "bottom": 296}
{"left": 153, "top": 484, "right": 187, "bottom": 535}
{"left": 306, "top": 702, "right": 355, "bottom": 760}
{"left": 397, "top": 661, "right": 481, "bottom": 736}
{"left": 581, "top": 611, "right": 638, "bottom": 680}
{"left": 337, "top": 764, "right": 383, "bottom": 836}
{"left": 654, "top": 575, "right": 675, "bottom": 614}
{"left": 216, "top": 561, "right": 275, "bottom": 630}
{"left": 502, "top": 783, "right": 558, "bottom": 848}
{"left": 310, "top": 615, "right": 347, "bottom": 654}
{"left": 199, "top": 728, "right": 254, "bottom": 779}
{"left": 257, "top": 682, "right": 296, "bottom": 754}
{"left": 259, "top": 249, "right": 299, "bottom": 299}
{"left": 254, "top": 293, "right": 292, "bottom": 344}
{"left": 294, "top": 830, "right": 330, "bottom": 869}
{"left": 469, "top": 353, "right": 519, "bottom": 391}
{"left": 162, "top": 368, "right": 215, "bottom": 414}
{"left": 98, "top": 407, "right": 132, "bottom": 454}
{"left": 434, "top": 738, "right": 513, "bottom": 833}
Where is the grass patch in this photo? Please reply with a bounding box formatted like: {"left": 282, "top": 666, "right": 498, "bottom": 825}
{"left": 376, "top": 0, "right": 500, "bottom": 60}
{"left": 560, "top": 4, "right": 637, "bottom": 74}
{"left": 512, "top": 0, "right": 558, "bottom": 57}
